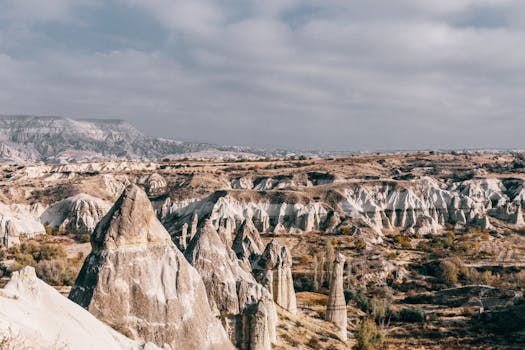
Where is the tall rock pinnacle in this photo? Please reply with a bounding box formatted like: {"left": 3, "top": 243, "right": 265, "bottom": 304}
{"left": 325, "top": 253, "right": 348, "bottom": 341}
{"left": 185, "top": 220, "right": 277, "bottom": 350}
{"left": 69, "top": 184, "right": 233, "bottom": 350}
{"left": 253, "top": 240, "right": 297, "bottom": 314}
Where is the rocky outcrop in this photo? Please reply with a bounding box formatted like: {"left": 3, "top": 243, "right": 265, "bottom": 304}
{"left": 141, "top": 173, "right": 167, "bottom": 196}
{"left": 39, "top": 194, "right": 112, "bottom": 234}
{"left": 69, "top": 184, "right": 233, "bottom": 350}
{"left": 0, "top": 266, "right": 159, "bottom": 350}
{"left": 325, "top": 253, "right": 347, "bottom": 341}
{"left": 0, "top": 203, "right": 45, "bottom": 246}
{"left": 185, "top": 221, "right": 277, "bottom": 350}
{"left": 253, "top": 240, "right": 297, "bottom": 314}
{"left": 233, "top": 218, "right": 266, "bottom": 261}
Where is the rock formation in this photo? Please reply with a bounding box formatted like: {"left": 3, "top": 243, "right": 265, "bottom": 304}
{"left": 142, "top": 173, "right": 167, "bottom": 196}
{"left": 179, "top": 222, "right": 189, "bottom": 250}
{"left": 325, "top": 253, "right": 347, "bottom": 341}
{"left": 164, "top": 177, "right": 525, "bottom": 243}
{"left": 233, "top": 218, "right": 266, "bottom": 262}
{"left": 0, "top": 266, "right": 160, "bottom": 350}
{"left": 0, "top": 202, "right": 45, "bottom": 247}
{"left": 185, "top": 221, "right": 277, "bottom": 350}
{"left": 69, "top": 184, "right": 233, "bottom": 350}
{"left": 253, "top": 240, "right": 297, "bottom": 314}
{"left": 39, "top": 193, "right": 111, "bottom": 234}
{"left": 190, "top": 212, "right": 198, "bottom": 240}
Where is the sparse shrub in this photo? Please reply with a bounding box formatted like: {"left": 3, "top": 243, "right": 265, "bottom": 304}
{"left": 354, "top": 318, "right": 385, "bottom": 350}
{"left": 299, "top": 255, "right": 311, "bottom": 264}
{"left": 393, "top": 235, "right": 412, "bottom": 249}
{"left": 354, "top": 238, "right": 366, "bottom": 250}
{"left": 36, "top": 259, "right": 77, "bottom": 286}
{"left": 462, "top": 306, "right": 478, "bottom": 317}
{"left": 76, "top": 234, "right": 91, "bottom": 243}
{"left": 38, "top": 244, "right": 67, "bottom": 261}
{"left": 349, "top": 288, "right": 369, "bottom": 311}
{"left": 339, "top": 226, "right": 353, "bottom": 235}
{"left": 438, "top": 259, "right": 459, "bottom": 285}
{"left": 307, "top": 336, "right": 321, "bottom": 348}
{"left": 399, "top": 307, "right": 426, "bottom": 323}
{"left": 369, "top": 297, "right": 390, "bottom": 324}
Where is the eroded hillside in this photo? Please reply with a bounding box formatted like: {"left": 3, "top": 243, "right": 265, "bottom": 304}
{"left": 1, "top": 152, "right": 525, "bottom": 349}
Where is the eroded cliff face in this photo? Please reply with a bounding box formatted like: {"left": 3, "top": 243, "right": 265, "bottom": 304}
{"left": 69, "top": 185, "right": 233, "bottom": 350}
{"left": 185, "top": 221, "right": 277, "bottom": 350}
{"left": 162, "top": 177, "right": 525, "bottom": 244}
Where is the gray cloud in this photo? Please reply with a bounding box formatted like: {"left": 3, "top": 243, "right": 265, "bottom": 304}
{"left": 0, "top": 0, "right": 524, "bottom": 151}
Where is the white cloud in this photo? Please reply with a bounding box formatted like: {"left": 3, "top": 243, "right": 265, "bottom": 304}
{"left": 0, "top": 0, "right": 525, "bottom": 150}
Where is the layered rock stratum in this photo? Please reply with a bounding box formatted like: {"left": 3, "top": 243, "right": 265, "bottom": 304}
{"left": 69, "top": 184, "right": 233, "bottom": 350}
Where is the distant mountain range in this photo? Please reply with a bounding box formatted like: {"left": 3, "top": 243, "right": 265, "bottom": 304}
{"left": 0, "top": 116, "right": 295, "bottom": 163}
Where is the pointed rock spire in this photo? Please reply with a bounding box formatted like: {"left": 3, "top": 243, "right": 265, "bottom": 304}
{"left": 70, "top": 184, "right": 233, "bottom": 350}
{"left": 325, "top": 253, "right": 348, "bottom": 341}
{"left": 185, "top": 221, "right": 277, "bottom": 350}
{"left": 254, "top": 240, "right": 297, "bottom": 314}
{"left": 91, "top": 184, "right": 171, "bottom": 250}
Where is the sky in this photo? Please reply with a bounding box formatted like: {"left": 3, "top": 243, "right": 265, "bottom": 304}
{"left": 0, "top": 0, "right": 524, "bottom": 151}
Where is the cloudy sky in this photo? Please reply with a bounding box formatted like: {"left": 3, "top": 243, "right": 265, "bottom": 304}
{"left": 0, "top": 0, "right": 524, "bottom": 151}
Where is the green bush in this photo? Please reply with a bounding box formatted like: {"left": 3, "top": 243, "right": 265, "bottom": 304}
{"left": 36, "top": 259, "right": 77, "bottom": 286}
{"left": 438, "top": 259, "right": 459, "bottom": 285}
{"left": 38, "top": 244, "right": 67, "bottom": 261}
{"left": 393, "top": 235, "right": 412, "bottom": 249}
{"left": 354, "top": 318, "right": 384, "bottom": 350}
{"left": 399, "top": 307, "right": 426, "bottom": 323}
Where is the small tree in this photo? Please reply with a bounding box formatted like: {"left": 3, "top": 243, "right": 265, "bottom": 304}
{"left": 354, "top": 318, "right": 384, "bottom": 350}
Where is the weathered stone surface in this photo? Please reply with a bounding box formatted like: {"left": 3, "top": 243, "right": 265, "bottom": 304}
{"left": 233, "top": 217, "right": 266, "bottom": 261}
{"left": 190, "top": 212, "right": 198, "bottom": 240}
{"left": 325, "top": 253, "right": 347, "bottom": 341}
{"left": 185, "top": 221, "right": 277, "bottom": 350}
{"left": 0, "top": 266, "right": 160, "bottom": 350}
{"left": 69, "top": 184, "right": 233, "bottom": 350}
{"left": 253, "top": 240, "right": 297, "bottom": 314}
{"left": 40, "top": 193, "right": 111, "bottom": 234}
{"left": 0, "top": 203, "right": 45, "bottom": 247}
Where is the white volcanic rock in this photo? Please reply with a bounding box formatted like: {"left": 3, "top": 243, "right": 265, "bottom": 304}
{"left": 163, "top": 192, "right": 329, "bottom": 239}
{"left": 103, "top": 174, "right": 131, "bottom": 197}
{"left": 253, "top": 241, "right": 297, "bottom": 314}
{"left": 0, "top": 266, "right": 159, "bottom": 350}
{"left": 185, "top": 221, "right": 277, "bottom": 349}
{"left": 325, "top": 253, "right": 347, "bottom": 341}
{"left": 163, "top": 178, "right": 525, "bottom": 249}
{"left": 40, "top": 194, "right": 112, "bottom": 234}
{"left": 69, "top": 184, "right": 233, "bottom": 350}
{"left": 140, "top": 173, "right": 168, "bottom": 196}
{"left": 233, "top": 218, "right": 266, "bottom": 261}
{"left": 0, "top": 203, "right": 45, "bottom": 246}
{"left": 231, "top": 177, "right": 254, "bottom": 189}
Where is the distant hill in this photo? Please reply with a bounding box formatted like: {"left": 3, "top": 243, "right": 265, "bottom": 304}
{"left": 0, "top": 116, "right": 288, "bottom": 163}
